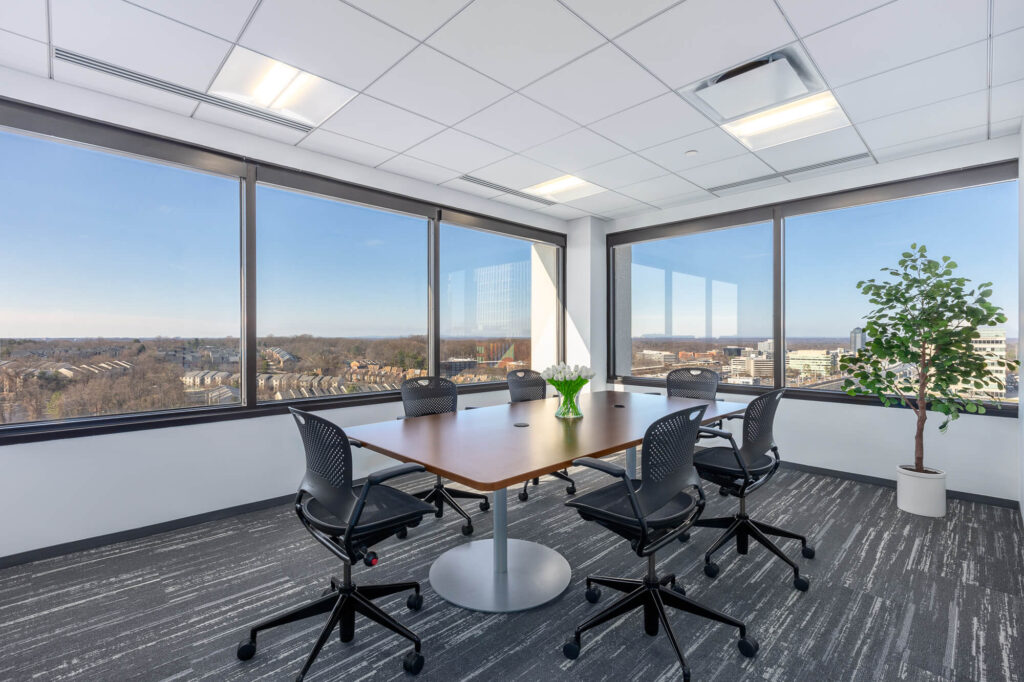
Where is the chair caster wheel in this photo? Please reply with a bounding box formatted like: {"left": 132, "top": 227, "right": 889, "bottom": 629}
{"left": 585, "top": 586, "right": 601, "bottom": 603}
{"left": 403, "top": 651, "right": 425, "bottom": 675}
{"left": 678, "top": 531, "right": 690, "bottom": 543}
{"left": 566, "top": 486, "right": 576, "bottom": 495}
{"left": 533, "top": 478, "right": 540, "bottom": 486}
{"left": 363, "top": 551, "right": 378, "bottom": 567}
{"left": 704, "top": 562, "right": 720, "bottom": 579}
{"left": 236, "top": 639, "right": 256, "bottom": 661}
{"left": 396, "top": 528, "right": 408, "bottom": 540}
{"left": 434, "top": 509, "right": 443, "bottom": 518}
{"left": 461, "top": 524, "right": 473, "bottom": 536}
{"left": 738, "top": 636, "right": 759, "bottom": 658}
{"left": 802, "top": 545, "right": 815, "bottom": 559}
{"left": 479, "top": 499, "right": 490, "bottom": 512}
{"left": 518, "top": 491, "right": 529, "bottom": 502}
{"left": 562, "top": 640, "right": 580, "bottom": 660}
{"left": 719, "top": 487, "right": 730, "bottom": 496}
{"left": 794, "top": 575, "right": 810, "bottom": 591}
{"left": 407, "top": 592, "right": 423, "bottom": 611}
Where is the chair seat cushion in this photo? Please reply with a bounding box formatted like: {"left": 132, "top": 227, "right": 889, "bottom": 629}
{"left": 302, "top": 485, "right": 434, "bottom": 537}
{"left": 567, "top": 480, "right": 698, "bottom": 530}
{"left": 693, "top": 446, "right": 774, "bottom": 478}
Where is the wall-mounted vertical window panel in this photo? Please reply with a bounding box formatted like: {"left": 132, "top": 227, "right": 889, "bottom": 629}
{"left": 255, "top": 185, "right": 429, "bottom": 401}
{"left": 612, "top": 222, "right": 774, "bottom": 386}
{"left": 0, "top": 129, "right": 243, "bottom": 425}
{"left": 784, "top": 180, "right": 1020, "bottom": 403}
{"left": 439, "top": 222, "right": 560, "bottom": 384}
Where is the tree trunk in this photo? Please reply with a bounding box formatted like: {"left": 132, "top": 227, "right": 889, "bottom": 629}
{"left": 914, "top": 407, "right": 926, "bottom": 472}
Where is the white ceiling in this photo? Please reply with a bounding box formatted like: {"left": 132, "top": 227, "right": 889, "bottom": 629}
{"left": 0, "top": 0, "right": 1021, "bottom": 221}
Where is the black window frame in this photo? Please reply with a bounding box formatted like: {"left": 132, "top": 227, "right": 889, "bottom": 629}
{"left": 0, "top": 98, "right": 566, "bottom": 445}
{"left": 607, "top": 160, "right": 1020, "bottom": 418}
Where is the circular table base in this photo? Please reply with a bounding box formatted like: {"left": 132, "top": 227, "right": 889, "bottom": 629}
{"left": 428, "top": 539, "right": 571, "bottom": 613}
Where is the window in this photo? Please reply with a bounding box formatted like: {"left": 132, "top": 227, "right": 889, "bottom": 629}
{"left": 785, "top": 180, "right": 1019, "bottom": 403}
{"left": 439, "top": 223, "right": 560, "bottom": 383}
{"left": 256, "top": 185, "right": 428, "bottom": 401}
{"left": 0, "top": 129, "right": 242, "bottom": 425}
{"left": 611, "top": 221, "right": 774, "bottom": 386}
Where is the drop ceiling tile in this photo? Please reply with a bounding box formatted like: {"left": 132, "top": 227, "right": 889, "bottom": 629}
{"left": 991, "top": 78, "right": 1024, "bottom": 123}
{"left": 994, "top": 0, "right": 1024, "bottom": 34}
{"left": 193, "top": 103, "right": 308, "bottom": 143}
{"left": 616, "top": 0, "right": 794, "bottom": 89}
{"left": 129, "top": 0, "right": 258, "bottom": 40}
{"left": 565, "top": 190, "right": 645, "bottom": 216}
{"left": 493, "top": 193, "right": 552, "bottom": 210}
{"left": 344, "top": 0, "right": 469, "bottom": 40}
{"left": 405, "top": 129, "right": 510, "bottom": 173}
{"left": 0, "top": 30, "right": 48, "bottom": 77}
{"left": 319, "top": 95, "right": 444, "bottom": 152}
{"left": 522, "top": 44, "right": 668, "bottom": 124}
{"left": 456, "top": 94, "right": 578, "bottom": 152}
{"left": 803, "top": 0, "right": 987, "bottom": 87}
{"left": 523, "top": 128, "right": 628, "bottom": 172}
{"left": 54, "top": 60, "right": 198, "bottom": 114}
{"left": 755, "top": 126, "right": 868, "bottom": 171}
{"left": 589, "top": 93, "right": 713, "bottom": 151}
{"left": 559, "top": 0, "right": 679, "bottom": 38}
{"left": 0, "top": 0, "right": 47, "bottom": 41}
{"left": 638, "top": 127, "right": 747, "bottom": 172}
{"left": 603, "top": 204, "right": 657, "bottom": 219}
{"left": 835, "top": 42, "right": 987, "bottom": 123}
{"left": 471, "top": 155, "right": 562, "bottom": 189}
{"left": 378, "top": 155, "right": 462, "bottom": 184}
{"left": 440, "top": 177, "right": 504, "bottom": 198}
{"left": 872, "top": 124, "right": 987, "bottom": 163}
{"left": 857, "top": 90, "right": 988, "bottom": 151}
{"left": 991, "top": 117, "right": 1022, "bottom": 137}
{"left": 426, "top": 0, "right": 603, "bottom": 90}
{"left": 240, "top": 0, "right": 415, "bottom": 90}
{"left": 298, "top": 128, "right": 397, "bottom": 166}
{"left": 51, "top": 0, "right": 231, "bottom": 90}
{"left": 366, "top": 45, "right": 510, "bottom": 125}
{"left": 618, "top": 174, "right": 705, "bottom": 203}
{"left": 993, "top": 27, "right": 1024, "bottom": 86}
{"left": 774, "top": 0, "right": 890, "bottom": 37}
{"left": 577, "top": 154, "right": 666, "bottom": 189}
{"left": 680, "top": 154, "right": 774, "bottom": 190}
{"left": 536, "top": 203, "right": 589, "bottom": 220}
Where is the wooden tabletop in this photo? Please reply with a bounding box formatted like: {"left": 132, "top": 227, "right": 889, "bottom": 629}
{"left": 345, "top": 390, "right": 746, "bottom": 491}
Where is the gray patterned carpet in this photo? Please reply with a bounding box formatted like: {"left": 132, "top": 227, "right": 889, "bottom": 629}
{"left": 1, "top": 458, "right": 1022, "bottom": 682}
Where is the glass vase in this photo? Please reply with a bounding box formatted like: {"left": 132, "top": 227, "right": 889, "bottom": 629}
{"left": 553, "top": 382, "right": 585, "bottom": 419}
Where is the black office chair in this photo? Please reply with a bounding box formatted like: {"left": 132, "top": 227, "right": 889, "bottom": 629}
{"left": 667, "top": 367, "right": 735, "bottom": 441}
{"left": 236, "top": 408, "right": 434, "bottom": 679}
{"left": 401, "top": 376, "right": 489, "bottom": 535}
{"left": 507, "top": 369, "right": 576, "bottom": 501}
{"left": 561, "top": 406, "right": 759, "bottom": 680}
{"left": 690, "top": 389, "right": 815, "bottom": 591}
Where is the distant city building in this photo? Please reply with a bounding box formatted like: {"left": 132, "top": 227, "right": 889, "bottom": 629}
{"left": 730, "top": 355, "right": 774, "bottom": 378}
{"left": 958, "top": 328, "right": 1007, "bottom": 397}
{"left": 722, "top": 346, "right": 745, "bottom": 357}
{"left": 786, "top": 349, "right": 837, "bottom": 376}
{"left": 850, "top": 327, "right": 866, "bottom": 352}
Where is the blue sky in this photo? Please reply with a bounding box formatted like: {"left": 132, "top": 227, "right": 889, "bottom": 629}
{"left": 1, "top": 129, "right": 1017, "bottom": 341}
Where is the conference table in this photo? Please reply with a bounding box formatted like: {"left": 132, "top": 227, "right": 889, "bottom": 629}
{"left": 345, "top": 390, "right": 747, "bottom": 613}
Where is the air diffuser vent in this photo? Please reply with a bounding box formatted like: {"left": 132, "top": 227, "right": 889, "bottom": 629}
{"left": 705, "top": 153, "right": 872, "bottom": 193}
{"left": 54, "top": 48, "right": 314, "bottom": 133}
{"left": 458, "top": 175, "right": 557, "bottom": 206}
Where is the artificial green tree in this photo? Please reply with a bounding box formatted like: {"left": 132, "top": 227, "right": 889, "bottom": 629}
{"left": 839, "top": 244, "right": 1018, "bottom": 473}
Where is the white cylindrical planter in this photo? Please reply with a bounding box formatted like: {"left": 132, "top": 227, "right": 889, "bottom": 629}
{"left": 896, "top": 465, "right": 947, "bottom": 517}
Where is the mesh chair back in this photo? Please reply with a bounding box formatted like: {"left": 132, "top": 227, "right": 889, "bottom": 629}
{"left": 638, "top": 405, "right": 707, "bottom": 512}
{"left": 740, "top": 389, "right": 786, "bottom": 465}
{"left": 507, "top": 369, "right": 546, "bottom": 402}
{"left": 401, "top": 376, "right": 457, "bottom": 417}
{"left": 289, "top": 408, "right": 356, "bottom": 517}
{"left": 666, "top": 367, "right": 720, "bottom": 400}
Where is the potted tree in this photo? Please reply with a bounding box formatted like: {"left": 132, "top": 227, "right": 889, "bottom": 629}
{"left": 839, "top": 243, "right": 1018, "bottom": 517}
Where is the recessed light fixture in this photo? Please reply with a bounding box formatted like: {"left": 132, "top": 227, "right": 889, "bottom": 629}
{"left": 209, "top": 47, "right": 355, "bottom": 126}
{"left": 523, "top": 175, "right": 604, "bottom": 202}
{"left": 721, "top": 91, "right": 850, "bottom": 151}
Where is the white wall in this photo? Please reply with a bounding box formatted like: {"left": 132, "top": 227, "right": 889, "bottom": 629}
{"left": 565, "top": 217, "right": 608, "bottom": 389}
{"left": 1019, "top": 135, "right": 1024, "bottom": 517}
{"left": 0, "top": 389, "right": 510, "bottom": 559}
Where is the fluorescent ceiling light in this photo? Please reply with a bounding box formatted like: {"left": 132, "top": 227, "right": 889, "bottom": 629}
{"left": 523, "top": 175, "right": 604, "bottom": 202}
{"left": 209, "top": 47, "right": 355, "bottom": 126}
{"left": 721, "top": 91, "right": 850, "bottom": 151}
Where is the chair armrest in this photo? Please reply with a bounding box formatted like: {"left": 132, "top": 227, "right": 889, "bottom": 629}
{"left": 464, "top": 405, "right": 479, "bottom": 410}
{"left": 395, "top": 415, "right": 406, "bottom": 421}
{"left": 698, "top": 426, "right": 731, "bottom": 439}
{"left": 367, "top": 463, "right": 425, "bottom": 485}
{"left": 724, "top": 414, "right": 744, "bottom": 421}
{"left": 348, "top": 437, "right": 364, "bottom": 448}
{"left": 572, "top": 457, "right": 627, "bottom": 478}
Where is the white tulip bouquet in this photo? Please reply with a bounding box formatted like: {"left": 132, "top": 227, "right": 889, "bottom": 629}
{"left": 540, "top": 363, "right": 595, "bottom": 419}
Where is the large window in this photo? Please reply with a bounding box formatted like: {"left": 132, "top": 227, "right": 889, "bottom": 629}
{"left": 785, "top": 181, "right": 1019, "bottom": 403}
{"left": 256, "top": 185, "right": 428, "bottom": 401}
{"left": 611, "top": 221, "right": 774, "bottom": 386}
{"left": 0, "top": 130, "right": 242, "bottom": 425}
{"left": 440, "top": 223, "right": 560, "bottom": 383}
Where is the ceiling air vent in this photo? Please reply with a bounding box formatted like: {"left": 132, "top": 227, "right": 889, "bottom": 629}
{"left": 458, "top": 175, "right": 557, "bottom": 206}
{"left": 704, "top": 153, "right": 872, "bottom": 194}
{"left": 53, "top": 48, "right": 314, "bottom": 133}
